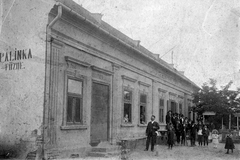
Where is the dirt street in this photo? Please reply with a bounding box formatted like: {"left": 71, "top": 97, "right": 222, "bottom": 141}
{"left": 79, "top": 142, "right": 240, "bottom": 160}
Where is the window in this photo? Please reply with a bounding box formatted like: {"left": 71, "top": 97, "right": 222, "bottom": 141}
{"left": 139, "top": 94, "right": 147, "bottom": 124}
{"left": 188, "top": 104, "right": 191, "bottom": 119}
{"left": 167, "top": 100, "right": 169, "bottom": 111}
{"left": 159, "top": 99, "right": 164, "bottom": 123}
{"left": 171, "top": 101, "right": 177, "bottom": 113}
{"left": 67, "top": 78, "right": 83, "bottom": 125}
{"left": 179, "top": 103, "right": 183, "bottom": 114}
{"left": 123, "top": 90, "right": 132, "bottom": 123}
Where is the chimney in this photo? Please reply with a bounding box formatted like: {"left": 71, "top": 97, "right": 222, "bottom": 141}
{"left": 132, "top": 40, "right": 141, "bottom": 47}
{"left": 90, "top": 13, "right": 103, "bottom": 24}
{"left": 153, "top": 53, "right": 160, "bottom": 59}
{"left": 169, "top": 64, "right": 174, "bottom": 68}
{"left": 179, "top": 71, "right": 185, "bottom": 75}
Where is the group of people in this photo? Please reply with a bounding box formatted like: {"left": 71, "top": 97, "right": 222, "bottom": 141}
{"left": 144, "top": 111, "right": 235, "bottom": 154}
{"left": 165, "top": 110, "right": 211, "bottom": 149}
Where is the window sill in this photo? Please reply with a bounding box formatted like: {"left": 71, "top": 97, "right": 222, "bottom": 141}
{"left": 121, "top": 123, "right": 134, "bottom": 127}
{"left": 60, "top": 125, "right": 88, "bottom": 130}
{"left": 138, "top": 124, "right": 147, "bottom": 127}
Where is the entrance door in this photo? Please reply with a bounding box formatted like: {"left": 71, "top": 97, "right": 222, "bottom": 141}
{"left": 171, "top": 101, "right": 177, "bottom": 113}
{"left": 91, "top": 82, "right": 109, "bottom": 145}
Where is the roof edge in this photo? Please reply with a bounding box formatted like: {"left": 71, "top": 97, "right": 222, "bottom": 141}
{"left": 54, "top": 0, "right": 199, "bottom": 89}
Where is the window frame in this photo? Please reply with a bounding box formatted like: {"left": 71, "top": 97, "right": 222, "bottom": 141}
{"left": 121, "top": 86, "right": 134, "bottom": 126}
{"left": 61, "top": 71, "right": 87, "bottom": 130}
{"left": 66, "top": 78, "right": 83, "bottom": 125}
{"left": 159, "top": 98, "right": 164, "bottom": 123}
{"left": 139, "top": 92, "right": 147, "bottom": 125}
{"left": 179, "top": 103, "right": 183, "bottom": 115}
{"left": 170, "top": 100, "right": 177, "bottom": 113}
{"left": 188, "top": 104, "right": 191, "bottom": 119}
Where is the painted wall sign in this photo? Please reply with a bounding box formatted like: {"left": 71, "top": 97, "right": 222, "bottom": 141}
{"left": 0, "top": 48, "right": 32, "bottom": 71}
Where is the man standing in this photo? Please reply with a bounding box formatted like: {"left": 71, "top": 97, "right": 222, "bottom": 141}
{"left": 144, "top": 115, "right": 159, "bottom": 151}
{"left": 190, "top": 121, "right": 197, "bottom": 146}
{"left": 165, "top": 110, "right": 172, "bottom": 124}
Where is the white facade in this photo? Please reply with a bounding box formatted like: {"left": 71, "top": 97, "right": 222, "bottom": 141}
{"left": 0, "top": 0, "right": 199, "bottom": 159}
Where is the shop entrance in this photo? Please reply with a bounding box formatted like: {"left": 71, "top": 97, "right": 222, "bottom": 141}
{"left": 90, "top": 82, "right": 109, "bottom": 146}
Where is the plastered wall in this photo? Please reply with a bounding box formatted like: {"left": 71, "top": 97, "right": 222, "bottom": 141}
{"left": 49, "top": 4, "right": 196, "bottom": 148}
{"left": 0, "top": 0, "right": 198, "bottom": 158}
{"left": 0, "top": 0, "right": 55, "bottom": 158}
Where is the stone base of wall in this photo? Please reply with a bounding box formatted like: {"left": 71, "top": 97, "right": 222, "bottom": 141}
{"left": 120, "top": 137, "right": 147, "bottom": 151}
{"left": 45, "top": 146, "right": 91, "bottom": 159}
{"left": 120, "top": 135, "right": 170, "bottom": 151}
{"left": 0, "top": 138, "right": 40, "bottom": 159}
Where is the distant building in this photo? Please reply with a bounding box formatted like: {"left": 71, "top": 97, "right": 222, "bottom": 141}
{"left": 0, "top": 0, "right": 199, "bottom": 159}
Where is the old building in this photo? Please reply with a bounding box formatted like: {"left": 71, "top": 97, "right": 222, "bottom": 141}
{"left": 0, "top": 0, "right": 199, "bottom": 159}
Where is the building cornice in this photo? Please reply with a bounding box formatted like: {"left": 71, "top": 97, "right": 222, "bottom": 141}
{"left": 51, "top": 1, "right": 200, "bottom": 90}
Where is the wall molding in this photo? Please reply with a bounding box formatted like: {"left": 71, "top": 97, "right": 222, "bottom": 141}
{"left": 91, "top": 66, "right": 113, "bottom": 75}
{"left": 158, "top": 88, "right": 167, "bottom": 93}
{"left": 65, "top": 56, "right": 91, "bottom": 68}
{"left": 169, "top": 92, "right": 177, "bottom": 97}
{"left": 121, "top": 75, "right": 137, "bottom": 83}
{"left": 138, "top": 81, "right": 151, "bottom": 87}
{"left": 51, "top": 30, "right": 195, "bottom": 95}
{"left": 178, "top": 95, "right": 184, "bottom": 99}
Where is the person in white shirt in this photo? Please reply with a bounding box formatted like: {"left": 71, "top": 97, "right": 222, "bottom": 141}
{"left": 197, "top": 126, "right": 203, "bottom": 146}
{"left": 123, "top": 114, "right": 129, "bottom": 123}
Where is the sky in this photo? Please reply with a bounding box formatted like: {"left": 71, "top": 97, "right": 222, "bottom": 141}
{"left": 73, "top": 0, "right": 240, "bottom": 89}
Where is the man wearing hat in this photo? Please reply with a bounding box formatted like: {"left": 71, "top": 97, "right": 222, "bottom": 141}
{"left": 144, "top": 115, "right": 159, "bottom": 151}
{"left": 166, "top": 110, "right": 172, "bottom": 124}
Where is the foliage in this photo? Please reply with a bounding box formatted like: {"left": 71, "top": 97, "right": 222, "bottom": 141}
{"left": 192, "top": 79, "right": 240, "bottom": 116}
{"left": 192, "top": 79, "right": 240, "bottom": 129}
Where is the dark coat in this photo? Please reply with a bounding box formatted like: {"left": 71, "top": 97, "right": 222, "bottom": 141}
{"left": 225, "top": 136, "right": 235, "bottom": 149}
{"left": 181, "top": 123, "right": 187, "bottom": 136}
{"left": 190, "top": 124, "right": 197, "bottom": 137}
{"left": 146, "top": 121, "right": 159, "bottom": 136}
{"left": 202, "top": 128, "right": 210, "bottom": 137}
{"left": 175, "top": 122, "right": 182, "bottom": 132}
{"left": 167, "top": 130, "right": 175, "bottom": 145}
{"left": 165, "top": 114, "right": 172, "bottom": 124}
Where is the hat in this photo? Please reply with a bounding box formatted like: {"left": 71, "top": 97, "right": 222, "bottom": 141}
{"left": 212, "top": 129, "right": 218, "bottom": 134}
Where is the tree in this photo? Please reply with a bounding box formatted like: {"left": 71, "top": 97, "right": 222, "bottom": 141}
{"left": 192, "top": 79, "right": 240, "bottom": 129}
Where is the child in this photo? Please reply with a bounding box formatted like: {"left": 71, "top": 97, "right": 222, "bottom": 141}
{"left": 202, "top": 125, "right": 210, "bottom": 146}
{"left": 212, "top": 129, "right": 219, "bottom": 149}
{"left": 225, "top": 133, "right": 235, "bottom": 154}
{"left": 123, "top": 114, "right": 129, "bottom": 123}
{"left": 167, "top": 126, "right": 174, "bottom": 149}
{"left": 186, "top": 130, "right": 191, "bottom": 146}
{"left": 197, "top": 126, "right": 203, "bottom": 146}
{"left": 181, "top": 123, "right": 187, "bottom": 146}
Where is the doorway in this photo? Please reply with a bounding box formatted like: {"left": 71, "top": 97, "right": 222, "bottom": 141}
{"left": 90, "top": 82, "right": 109, "bottom": 146}
{"left": 171, "top": 101, "right": 177, "bottom": 113}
